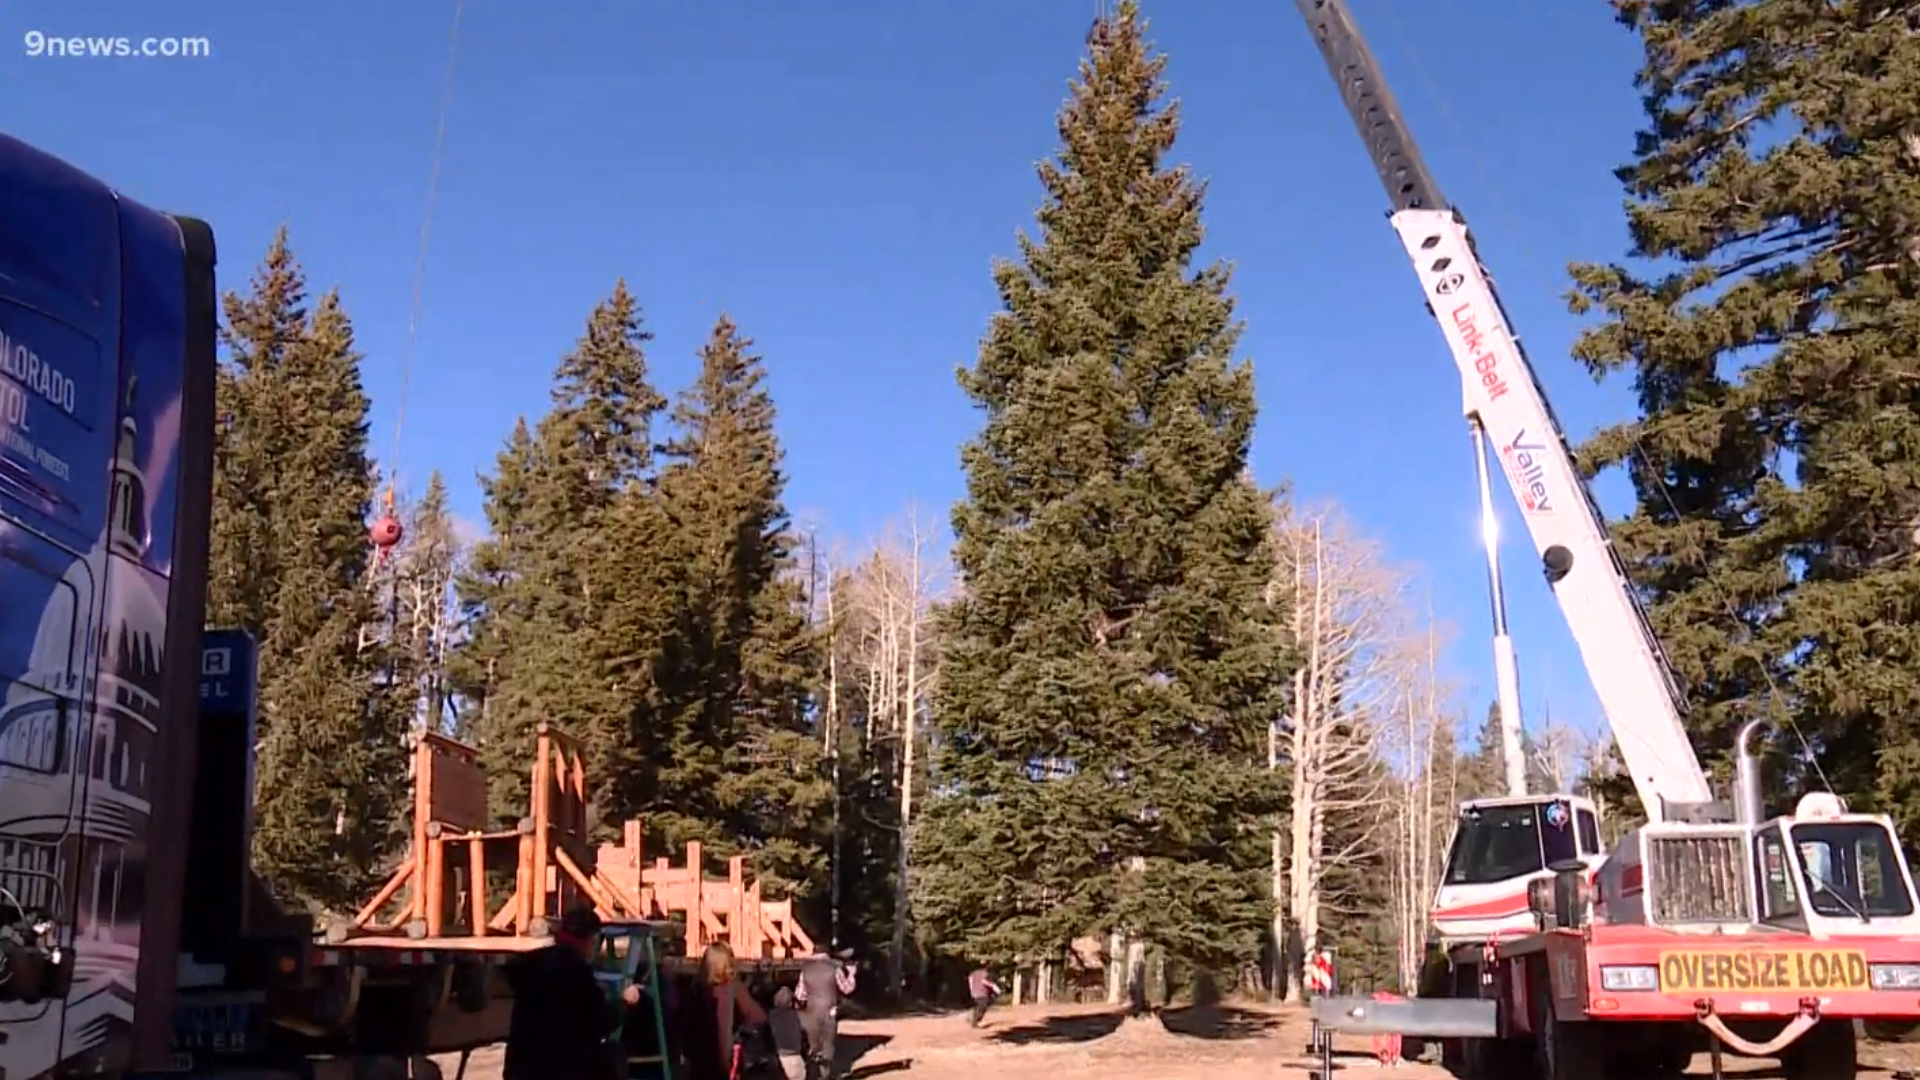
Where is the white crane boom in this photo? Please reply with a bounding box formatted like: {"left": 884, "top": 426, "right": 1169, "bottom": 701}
{"left": 1289, "top": 0, "right": 1712, "bottom": 815}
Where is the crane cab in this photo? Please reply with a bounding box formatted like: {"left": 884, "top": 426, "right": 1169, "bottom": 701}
{"left": 1431, "top": 794, "right": 1606, "bottom": 944}
{"left": 1755, "top": 796, "right": 1920, "bottom": 937}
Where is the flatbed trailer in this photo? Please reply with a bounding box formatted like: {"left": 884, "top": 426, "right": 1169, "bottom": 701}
{"left": 169, "top": 647, "right": 816, "bottom": 1080}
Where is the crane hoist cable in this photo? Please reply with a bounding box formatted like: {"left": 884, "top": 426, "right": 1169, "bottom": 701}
{"left": 370, "top": 0, "right": 467, "bottom": 571}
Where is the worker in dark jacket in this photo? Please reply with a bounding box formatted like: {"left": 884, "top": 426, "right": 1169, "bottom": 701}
{"left": 503, "top": 907, "right": 637, "bottom": 1080}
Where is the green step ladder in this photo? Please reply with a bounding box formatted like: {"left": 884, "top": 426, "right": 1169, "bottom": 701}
{"left": 593, "top": 921, "right": 674, "bottom": 1080}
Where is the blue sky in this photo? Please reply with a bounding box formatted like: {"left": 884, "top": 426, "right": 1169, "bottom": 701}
{"left": 3, "top": 0, "right": 1657, "bottom": 749}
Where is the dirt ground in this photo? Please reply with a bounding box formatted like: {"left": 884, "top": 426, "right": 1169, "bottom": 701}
{"left": 434, "top": 1001, "right": 1920, "bottom": 1080}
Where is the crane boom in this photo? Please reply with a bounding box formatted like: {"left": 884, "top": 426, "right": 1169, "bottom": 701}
{"left": 1289, "top": 0, "right": 1713, "bottom": 815}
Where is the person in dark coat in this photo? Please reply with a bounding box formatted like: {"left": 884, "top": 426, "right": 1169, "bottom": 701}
{"left": 681, "top": 943, "right": 768, "bottom": 1080}
{"left": 503, "top": 907, "right": 638, "bottom": 1080}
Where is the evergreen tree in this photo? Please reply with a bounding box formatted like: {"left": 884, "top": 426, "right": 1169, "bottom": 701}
{"left": 450, "top": 418, "right": 539, "bottom": 750}
{"left": 913, "top": 1, "right": 1288, "bottom": 974}
{"left": 1457, "top": 702, "right": 1507, "bottom": 802}
{"left": 1567, "top": 1, "right": 1920, "bottom": 837}
{"left": 1318, "top": 755, "right": 1397, "bottom": 991}
{"left": 459, "top": 282, "right": 671, "bottom": 825}
{"left": 1457, "top": 701, "right": 1559, "bottom": 798}
{"left": 214, "top": 239, "right": 403, "bottom": 909}
{"left": 652, "top": 315, "right": 829, "bottom": 892}
{"left": 209, "top": 227, "right": 304, "bottom": 633}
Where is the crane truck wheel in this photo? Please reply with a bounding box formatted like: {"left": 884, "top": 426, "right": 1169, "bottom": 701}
{"left": 1863, "top": 1019, "right": 1920, "bottom": 1042}
{"left": 1778, "top": 1019, "right": 1857, "bottom": 1080}
{"left": 1460, "top": 1033, "right": 1527, "bottom": 1080}
{"left": 1529, "top": 959, "right": 1602, "bottom": 1080}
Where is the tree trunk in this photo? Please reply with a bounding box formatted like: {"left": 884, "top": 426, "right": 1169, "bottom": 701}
{"left": 1269, "top": 716, "right": 1286, "bottom": 999}
{"left": 887, "top": 541, "right": 922, "bottom": 999}
{"left": 1125, "top": 937, "right": 1148, "bottom": 1015}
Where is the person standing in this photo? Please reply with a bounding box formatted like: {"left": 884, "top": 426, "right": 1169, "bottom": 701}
{"left": 967, "top": 967, "right": 1003, "bottom": 1029}
{"left": 682, "top": 942, "right": 768, "bottom": 1080}
{"left": 503, "top": 907, "right": 638, "bottom": 1080}
{"left": 793, "top": 948, "right": 856, "bottom": 1079}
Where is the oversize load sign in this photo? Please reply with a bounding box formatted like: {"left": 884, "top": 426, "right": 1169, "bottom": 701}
{"left": 1658, "top": 949, "right": 1868, "bottom": 993}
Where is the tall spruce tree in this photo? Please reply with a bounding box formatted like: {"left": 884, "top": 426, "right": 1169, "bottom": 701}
{"left": 215, "top": 239, "right": 402, "bottom": 909}
{"left": 457, "top": 419, "right": 562, "bottom": 821}
{"left": 461, "top": 282, "right": 671, "bottom": 824}
{"left": 1567, "top": 1, "right": 1920, "bottom": 836}
{"left": 912, "top": 1, "right": 1288, "bottom": 973}
{"left": 209, "top": 227, "right": 304, "bottom": 634}
{"left": 450, "top": 420, "right": 538, "bottom": 749}
{"left": 652, "top": 315, "right": 828, "bottom": 892}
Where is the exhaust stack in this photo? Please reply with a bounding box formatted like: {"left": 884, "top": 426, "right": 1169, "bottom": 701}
{"left": 1734, "top": 718, "right": 1770, "bottom": 825}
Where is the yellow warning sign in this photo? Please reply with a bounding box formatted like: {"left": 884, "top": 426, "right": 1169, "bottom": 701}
{"left": 1657, "top": 949, "right": 1869, "bottom": 993}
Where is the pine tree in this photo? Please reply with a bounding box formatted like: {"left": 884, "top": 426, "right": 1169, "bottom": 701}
{"left": 653, "top": 315, "right": 829, "bottom": 893}
{"left": 913, "top": 1, "right": 1288, "bottom": 974}
{"left": 215, "top": 243, "right": 403, "bottom": 909}
{"left": 460, "top": 282, "right": 671, "bottom": 825}
{"left": 450, "top": 418, "right": 538, "bottom": 747}
{"left": 209, "top": 227, "right": 305, "bottom": 633}
{"left": 1457, "top": 702, "right": 1507, "bottom": 802}
{"left": 1566, "top": 1, "right": 1920, "bottom": 837}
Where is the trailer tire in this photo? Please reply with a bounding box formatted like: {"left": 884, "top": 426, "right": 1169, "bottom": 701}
{"left": 1780, "top": 1019, "right": 1857, "bottom": 1080}
{"left": 452, "top": 960, "right": 492, "bottom": 1012}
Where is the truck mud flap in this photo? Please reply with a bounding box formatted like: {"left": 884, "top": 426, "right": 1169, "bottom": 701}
{"left": 1309, "top": 995, "right": 1498, "bottom": 1038}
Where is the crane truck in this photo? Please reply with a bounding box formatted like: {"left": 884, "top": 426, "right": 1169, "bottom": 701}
{"left": 1286, "top": 4, "right": 1920, "bottom": 1080}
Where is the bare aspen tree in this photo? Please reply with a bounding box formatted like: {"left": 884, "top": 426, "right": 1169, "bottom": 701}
{"left": 1528, "top": 720, "right": 1584, "bottom": 793}
{"left": 1275, "top": 503, "right": 1410, "bottom": 1001}
{"left": 1382, "top": 616, "right": 1459, "bottom": 992}
{"left": 391, "top": 485, "right": 468, "bottom": 737}
{"left": 839, "top": 507, "right": 947, "bottom": 997}
{"left": 794, "top": 524, "right": 844, "bottom": 756}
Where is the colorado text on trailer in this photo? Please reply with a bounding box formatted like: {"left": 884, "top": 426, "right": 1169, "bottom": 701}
{"left": 0, "top": 133, "right": 217, "bottom": 1078}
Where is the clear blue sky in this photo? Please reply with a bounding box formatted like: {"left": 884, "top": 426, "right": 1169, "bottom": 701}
{"left": 4, "top": 0, "right": 1656, "bottom": 748}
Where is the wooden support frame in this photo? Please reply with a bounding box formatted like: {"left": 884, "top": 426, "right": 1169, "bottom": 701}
{"left": 347, "top": 721, "right": 815, "bottom": 958}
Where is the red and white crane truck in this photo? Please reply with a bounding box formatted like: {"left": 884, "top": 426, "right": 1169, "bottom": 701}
{"left": 1286, "top": 4, "right": 1920, "bottom": 1080}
